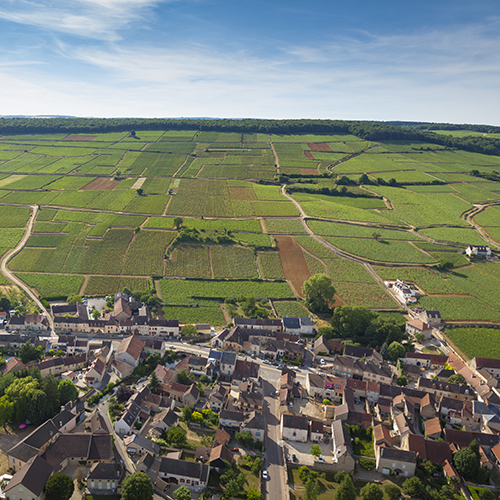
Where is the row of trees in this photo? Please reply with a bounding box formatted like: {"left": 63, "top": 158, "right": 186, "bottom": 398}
{"left": 1, "top": 117, "right": 499, "bottom": 155}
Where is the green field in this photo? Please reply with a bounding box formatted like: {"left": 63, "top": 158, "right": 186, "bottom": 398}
{"left": 447, "top": 328, "right": 500, "bottom": 359}
{"left": 1, "top": 127, "right": 499, "bottom": 324}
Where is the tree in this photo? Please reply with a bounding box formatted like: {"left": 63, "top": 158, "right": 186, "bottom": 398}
{"left": 173, "top": 485, "right": 191, "bottom": 500}
{"left": 235, "top": 431, "right": 254, "bottom": 448}
{"left": 305, "top": 477, "right": 320, "bottom": 500}
{"left": 335, "top": 475, "right": 356, "bottom": 500}
{"left": 438, "top": 258, "right": 454, "bottom": 271}
{"left": 27, "top": 389, "right": 53, "bottom": 425}
{"left": 380, "top": 342, "right": 389, "bottom": 360}
{"left": 397, "top": 375, "right": 408, "bottom": 387}
{"left": 178, "top": 369, "right": 194, "bottom": 385}
{"left": 0, "top": 395, "right": 14, "bottom": 430}
{"left": 448, "top": 373, "right": 467, "bottom": 385}
{"left": 453, "top": 446, "right": 480, "bottom": 482}
{"left": 302, "top": 273, "right": 336, "bottom": 313}
{"left": 388, "top": 341, "right": 406, "bottom": 362}
{"left": 298, "top": 466, "right": 310, "bottom": 482}
{"left": 166, "top": 426, "right": 187, "bottom": 448}
{"left": 91, "top": 309, "right": 101, "bottom": 319}
{"left": 331, "top": 305, "right": 377, "bottom": 340}
{"left": 58, "top": 379, "right": 78, "bottom": 405}
{"left": 19, "top": 341, "right": 43, "bottom": 364}
{"left": 310, "top": 444, "right": 321, "bottom": 458}
{"left": 402, "top": 477, "right": 425, "bottom": 499}
{"left": 182, "top": 405, "right": 193, "bottom": 423}
{"left": 384, "top": 483, "right": 401, "bottom": 500}
{"left": 477, "top": 489, "right": 495, "bottom": 500}
{"left": 0, "top": 297, "right": 11, "bottom": 311}
{"left": 116, "top": 385, "right": 134, "bottom": 403}
{"left": 174, "top": 217, "right": 183, "bottom": 230}
{"left": 360, "top": 483, "right": 383, "bottom": 500}
{"left": 414, "top": 332, "right": 425, "bottom": 343}
{"left": 121, "top": 472, "right": 154, "bottom": 500}
{"left": 136, "top": 188, "right": 143, "bottom": 196}
{"left": 149, "top": 372, "right": 159, "bottom": 393}
{"left": 247, "top": 490, "right": 262, "bottom": 500}
{"left": 372, "top": 232, "right": 381, "bottom": 241}
{"left": 44, "top": 472, "right": 74, "bottom": 500}
{"left": 67, "top": 294, "right": 83, "bottom": 304}
{"left": 182, "top": 324, "right": 197, "bottom": 337}
{"left": 225, "top": 479, "right": 241, "bottom": 498}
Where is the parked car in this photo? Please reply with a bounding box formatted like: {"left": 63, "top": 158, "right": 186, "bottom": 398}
{"left": 262, "top": 470, "right": 268, "bottom": 480}
{"left": 324, "top": 437, "right": 329, "bottom": 444}
{"left": 318, "top": 455, "right": 324, "bottom": 463}
{"left": 320, "top": 359, "right": 325, "bottom": 365}
{"left": 292, "top": 454, "right": 298, "bottom": 462}
{"left": 231, "top": 447, "right": 239, "bottom": 452}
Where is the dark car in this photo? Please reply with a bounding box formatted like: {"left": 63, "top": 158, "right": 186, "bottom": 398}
{"left": 292, "top": 454, "right": 298, "bottom": 462}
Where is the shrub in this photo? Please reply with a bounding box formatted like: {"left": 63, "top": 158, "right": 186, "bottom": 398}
{"left": 359, "top": 458, "right": 376, "bottom": 470}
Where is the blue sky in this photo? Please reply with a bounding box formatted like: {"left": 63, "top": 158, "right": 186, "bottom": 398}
{"left": 0, "top": 0, "right": 499, "bottom": 124}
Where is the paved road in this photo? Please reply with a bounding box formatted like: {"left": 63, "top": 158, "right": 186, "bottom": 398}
{"left": 0, "top": 205, "right": 54, "bottom": 330}
{"left": 262, "top": 376, "right": 287, "bottom": 500}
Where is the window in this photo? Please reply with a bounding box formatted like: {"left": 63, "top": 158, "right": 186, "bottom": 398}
{"left": 393, "top": 463, "right": 396, "bottom": 467}
{"left": 402, "top": 465, "right": 406, "bottom": 469}
{"left": 91, "top": 481, "right": 95, "bottom": 488}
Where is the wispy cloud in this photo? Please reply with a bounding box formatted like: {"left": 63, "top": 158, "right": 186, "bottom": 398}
{"left": 0, "top": 0, "right": 165, "bottom": 41}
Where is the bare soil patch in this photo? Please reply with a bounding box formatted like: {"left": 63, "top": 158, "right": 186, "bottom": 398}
{"left": 229, "top": 187, "right": 257, "bottom": 201}
{"left": 80, "top": 177, "right": 119, "bottom": 191}
{"left": 308, "top": 143, "right": 333, "bottom": 152}
{"left": 304, "top": 151, "right": 315, "bottom": 160}
{"left": 276, "top": 235, "right": 310, "bottom": 297}
{"left": 299, "top": 168, "right": 319, "bottom": 175}
{"left": 63, "top": 135, "right": 96, "bottom": 141}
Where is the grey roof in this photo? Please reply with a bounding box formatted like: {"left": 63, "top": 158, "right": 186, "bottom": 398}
{"left": 159, "top": 456, "right": 210, "bottom": 482}
{"left": 220, "top": 351, "right": 237, "bottom": 365}
{"left": 7, "top": 442, "right": 40, "bottom": 462}
{"left": 282, "top": 317, "right": 300, "bottom": 329}
{"left": 379, "top": 447, "right": 416, "bottom": 463}
{"left": 243, "top": 411, "right": 265, "bottom": 431}
{"left": 220, "top": 409, "right": 246, "bottom": 422}
{"left": 344, "top": 345, "right": 373, "bottom": 359}
{"left": 124, "top": 434, "right": 160, "bottom": 455}
{"left": 52, "top": 409, "right": 76, "bottom": 430}
{"left": 88, "top": 463, "right": 124, "bottom": 481}
{"left": 5, "top": 456, "right": 53, "bottom": 496}
{"left": 331, "top": 420, "right": 353, "bottom": 459}
{"left": 208, "top": 350, "right": 222, "bottom": 360}
{"left": 282, "top": 413, "right": 308, "bottom": 430}
{"left": 24, "top": 420, "right": 59, "bottom": 449}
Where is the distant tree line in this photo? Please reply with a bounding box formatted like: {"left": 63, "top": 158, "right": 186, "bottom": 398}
{"left": 1, "top": 117, "right": 499, "bottom": 156}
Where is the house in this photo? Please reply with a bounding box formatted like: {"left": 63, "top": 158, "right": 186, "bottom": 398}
{"left": 87, "top": 463, "right": 124, "bottom": 496}
{"left": 424, "top": 417, "right": 442, "bottom": 440}
{"left": 115, "top": 401, "right": 142, "bottom": 435}
{"left": 195, "top": 446, "right": 212, "bottom": 463}
{"left": 281, "top": 414, "right": 308, "bottom": 442}
{"left": 314, "top": 336, "right": 344, "bottom": 356}
{"left": 158, "top": 457, "right": 210, "bottom": 492}
{"left": 155, "top": 365, "right": 177, "bottom": 384}
{"left": 473, "top": 401, "right": 500, "bottom": 433}
{"left": 113, "top": 297, "right": 132, "bottom": 321}
{"left": 3, "top": 456, "right": 53, "bottom": 500}
{"left": 242, "top": 411, "right": 265, "bottom": 443}
{"left": 331, "top": 420, "right": 356, "bottom": 471}
{"left": 402, "top": 434, "right": 452, "bottom": 466}
{"left": 182, "top": 384, "right": 200, "bottom": 409}
{"left": 405, "top": 319, "right": 433, "bottom": 340}
{"left": 209, "top": 444, "right": 233, "bottom": 471}
{"left": 210, "top": 328, "right": 230, "bottom": 349}
{"left": 208, "top": 384, "right": 228, "bottom": 412}
{"left": 310, "top": 420, "right": 324, "bottom": 442}
{"left": 470, "top": 357, "right": 500, "bottom": 379}
{"left": 149, "top": 318, "right": 180, "bottom": 337}
{"left": 418, "top": 310, "right": 441, "bottom": 327}
{"left": 89, "top": 408, "right": 111, "bottom": 434}
{"left": 233, "top": 318, "right": 282, "bottom": 332}
{"left": 2, "top": 357, "right": 25, "bottom": 374}
{"left": 466, "top": 245, "right": 491, "bottom": 258}
{"left": 392, "top": 280, "right": 416, "bottom": 301}
{"left": 220, "top": 351, "right": 238, "bottom": 376}
{"left": 417, "top": 378, "right": 475, "bottom": 401}
{"left": 306, "top": 373, "right": 326, "bottom": 399}
{"left": 111, "top": 359, "right": 134, "bottom": 379}
{"left": 282, "top": 316, "right": 314, "bottom": 335}
{"left": 404, "top": 352, "right": 448, "bottom": 369}
{"left": 149, "top": 409, "right": 179, "bottom": 438}
{"left": 214, "top": 426, "right": 231, "bottom": 447}
{"left": 232, "top": 359, "right": 260, "bottom": 386}
{"left": 373, "top": 424, "right": 392, "bottom": 448}
{"left": 220, "top": 410, "right": 246, "bottom": 430}
{"left": 235, "top": 381, "right": 263, "bottom": 412}
{"left": 376, "top": 446, "right": 416, "bottom": 477}
{"left": 85, "top": 358, "right": 106, "bottom": 384}
{"left": 124, "top": 434, "right": 160, "bottom": 456}
{"left": 343, "top": 345, "right": 374, "bottom": 360}
{"left": 114, "top": 335, "right": 145, "bottom": 368}
{"left": 444, "top": 428, "right": 500, "bottom": 450}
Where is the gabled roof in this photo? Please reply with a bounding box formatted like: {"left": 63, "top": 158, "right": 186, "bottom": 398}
{"left": 344, "top": 345, "right": 373, "bottom": 359}
{"left": 4, "top": 456, "right": 53, "bottom": 496}
{"left": 406, "top": 352, "right": 448, "bottom": 365}
{"left": 243, "top": 411, "right": 265, "bottom": 431}
{"left": 425, "top": 417, "right": 442, "bottom": 437}
{"left": 159, "top": 457, "right": 210, "bottom": 482}
{"left": 124, "top": 433, "right": 160, "bottom": 455}
{"left": 379, "top": 447, "right": 416, "bottom": 463}
{"left": 220, "top": 351, "right": 238, "bottom": 365}
{"left": 406, "top": 319, "right": 431, "bottom": 331}
{"left": 152, "top": 409, "right": 179, "bottom": 428}
{"left": 407, "top": 434, "right": 452, "bottom": 465}
{"left": 310, "top": 420, "right": 323, "bottom": 435}
{"left": 282, "top": 413, "right": 308, "bottom": 430}
{"left": 214, "top": 426, "right": 231, "bottom": 446}
{"left": 444, "top": 428, "right": 500, "bottom": 449}
{"left": 116, "top": 335, "right": 145, "bottom": 362}
{"left": 374, "top": 424, "right": 392, "bottom": 446}
{"left": 88, "top": 463, "right": 124, "bottom": 481}
{"left": 474, "top": 357, "right": 500, "bottom": 370}
{"left": 209, "top": 444, "right": 233, "bottom": 465}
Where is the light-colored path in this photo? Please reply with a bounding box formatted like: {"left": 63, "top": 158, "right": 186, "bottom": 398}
{"left": 0, "top": 205, "right": 54, "bottom": 331}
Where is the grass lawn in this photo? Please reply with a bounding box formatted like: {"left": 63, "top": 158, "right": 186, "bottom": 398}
{"left": 351, "top": 437, "right": 375, "bottom": 457}
{"left": 179, "top": 421, "right": 215, "bottom": 448}
{"left": 237, "top": 456, "right": 260, "bottom": 492}
{"left": 421, "top": 346, "right": 445, "bottom": 355}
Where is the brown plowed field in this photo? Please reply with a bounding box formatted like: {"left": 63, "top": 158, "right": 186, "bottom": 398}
{"left": 308, "top": 143, "right": 333, "bottom": 152}
{"left": 300, "top": 168, "right": 319, "bottom": 175}
{"left": 276, "top": 235, "right": 310, "bottom": 297}
{"left": 229, "top": 187, "right": 257, "bottom": 200}
{"left": 63, "top": 135, "right": 96, "bottom": 141}
{"left": 304, "top": 151, "right": 315, "bottom": 160}
{"left": 80, "top": 177, "right": 119, "bottom": 191}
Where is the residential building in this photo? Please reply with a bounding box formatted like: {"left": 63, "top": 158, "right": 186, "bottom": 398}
{"left": 282, "top": 316, "right": 314, "bottom": 335}
{"left": 376, "top": 447, "right": 416, "bottom": 477}
{"left": 466, "top": 245, "right": 491, "bottom": 258}
{"left": 219, "top": 410, "right": 246, "bottom": 430}
{"left": 3, "top": 456, "right": 53, "bottom": 500}
{"left": 124, "top": 434, "right": 161, "bottom": 456}
{"left": 417, "top": 378, "right": 475, "bottom": 401}
{"left": 405, "top": 319, "right": 433, "bottom": 340}
{"left": 158, "top": 457, "right": 210, "bottom": 492}
{"left": 114, "top": 335, "right": 145, "bottom": 368}
{"left": 331, "top": 420, "right": 356, "bottom": 471}
{"left": 470, "top": 357, "right": 500, "bottom": 379}
{"left": 209, "top": 444, "right": 233, "bottom": 471}
{"left": 233, "top": 318, "right": 282, "bottom": 331}
{"left": 281, "top": 414, "right": 308, "bottom": 442}
{"left": 418, "top": 310, "right": 441, "bottom": 327}
{"left": 241, "top": 412, "right": 265, "bottom": 443}
{"left": 87, "top": 463, "right": 124, "bottom": 496}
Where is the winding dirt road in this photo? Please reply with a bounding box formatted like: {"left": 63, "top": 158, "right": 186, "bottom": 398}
{"left": 0, "top": 205, "right": 54, "bottom": 331}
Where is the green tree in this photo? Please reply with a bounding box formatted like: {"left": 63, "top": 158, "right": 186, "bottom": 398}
{"left": 331, "top": 306, "right": 377, "bottom": 340}
{"left": 372, "top": 232, "right": 381, "bottom": 241}
{"left": 173, "top": 485, "right": 192, "bottom": 500}
{"left": 298, "top": 466, "right": 310, "bottom": 482}
{"left": 19, "top": 341, "right": 43, "bottom": 364}
{"left": 397, "top": 375, "right": 408, "bottom": 387}
{"left": 0, "top": 297, "right": 11, "bottom": 311}
{"left": 477, "top": 489, "right": 495, "bottom": 500}
{"left": 453, "top": 446, "right": 480, "bottom": 482}
{"left": 310, "top": 444, "right": 321, "bottom": 458}
{"left": 225, "top": 479, "right": 241, "bottom": 498}
{"left": 178, "top": 369, "right": 194, "bottom": 385}
{"left": 182, "top": 324, "right": 197, "bottom": 337}
{"left": 360, "top": 483, "right": 383, "bottom": 500}
{"left": 44, "top": 472, "right": 74, "bottom": 500}
{"left": 247, "top": 489, "right": 262, "bottom": 500}
{"left": 384, "top": 483, "right": 401, "bottom": 500}
{"left": 235, "top": 431, "right": 254, "bottom": 448}
{"left": 414, "top": 333, "right": 425, "bottom": 343}
{"left": 136, "top": 188, "right": 143, "bottom": 196}
{"left": 174, "top": 217, "right": 183, "bottom": 230}
{"left": 121, "top": 472, "right": 154, "bottom": 500}
{"left": 67, "top": 294, "right": 83, "bottom": 304}
{"left": 305, "top": 477, "right": 320, "bottom": 500}
{"left": 0, "top": 395, "right": 14, "bottom": 430}
{"left": 166, "top": 426, "right": 187, "bottom": 448}
{"left": 58, "top": 379, "right": 78, "bottom": 405}
{"left": 447, "top": 373, "right": 467, "bottom": 385}
{"left": 302, "top": 273, "right": 336, "bottom": 313}
{"left": 27, "top": 389, "right": 53, "bottom": 425}
{"left": 148, "top": 372, "right": 159, "bottom": 393}
{"left": 380, "top": 342, "right": 389, "bottom": 360}
{"left": 402, "top": 477, "right": 425, "bottom": 499}
{"left": 335, "top": 475, "right": 356, "bottom": 500}
{"left": 182, "top": 405, "right": 192, "bottom": 423}
{"left": 91, "top": 309, "right": 101, "bottom": 319}
{"left": 388, "top": 341, "right": 406, "bottom": 362}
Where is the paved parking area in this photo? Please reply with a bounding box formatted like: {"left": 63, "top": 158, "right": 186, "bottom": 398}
{"left": 283, "top": 440, "right": 334, "bottom": 466}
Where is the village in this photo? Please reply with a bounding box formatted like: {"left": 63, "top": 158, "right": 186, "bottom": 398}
{"left": 0, "top": 291, "right": 500, "bottom": 500}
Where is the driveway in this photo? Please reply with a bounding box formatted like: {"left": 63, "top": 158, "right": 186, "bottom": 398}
{"left": 284, "top": 440, "right": 334, "bottom": 467}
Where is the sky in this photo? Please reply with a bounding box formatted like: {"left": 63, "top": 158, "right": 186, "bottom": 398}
{"left": 0, "top": 0, "right": 499, "bottom": 124}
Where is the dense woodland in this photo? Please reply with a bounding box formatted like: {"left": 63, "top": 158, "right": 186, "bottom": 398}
{"left": 1, "top": 117, "right": 499, "bottom": 156}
